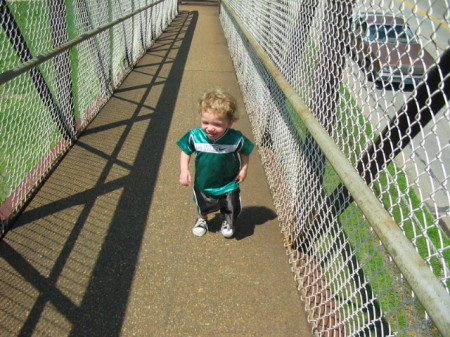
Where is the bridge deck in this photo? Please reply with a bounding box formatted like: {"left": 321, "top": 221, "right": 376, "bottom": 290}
{"left": 0, "top": 3, "right": 312, "bottom": 336}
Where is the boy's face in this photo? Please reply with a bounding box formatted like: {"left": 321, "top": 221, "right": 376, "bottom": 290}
{"left": 201, "top": 109, "right": 233, "bottom": 140}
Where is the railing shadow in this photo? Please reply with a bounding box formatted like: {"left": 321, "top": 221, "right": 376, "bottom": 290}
{"left": 0, "top": 10, "right": 198, "bottom": 337}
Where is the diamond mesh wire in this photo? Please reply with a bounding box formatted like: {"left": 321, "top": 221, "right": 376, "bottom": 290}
{"left": 1, "top": 0, "right": 449, "bottom": 335}
{"left": 0, "top": 0, "right": 178, "bottom": 230}
{"left": 221, "top": 0, "right": 449, "bottom": 336}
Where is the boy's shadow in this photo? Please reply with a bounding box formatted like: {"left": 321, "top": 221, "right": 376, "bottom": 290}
{"left": 208, "top": 206, "right": 277, "bottom": 240}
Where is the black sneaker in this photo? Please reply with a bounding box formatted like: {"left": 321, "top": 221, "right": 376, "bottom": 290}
{"left": 192, "top": 218, "right": 208, "bottom": 237}
{"left": 220, "top": 220, "right": 234, "bottom": 238}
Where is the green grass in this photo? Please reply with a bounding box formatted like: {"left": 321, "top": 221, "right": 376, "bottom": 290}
{"left": 66, "top": 1, "right": 111, "bottom": 121}
{"left": 377, "top": 164, "right": 450, "bottom": 286}
{"left": 1, "top": 1, "right": 122, "bottom": 205}
{"left": 337, "top": 85, "right": 449, "bottom": 284}
{"left": 1, "top": 2, "right": 62, "bottom": 204}
{"left": 0, "top": 81, "right": 61, "bottom": 203}
{"left": 332, "top": 85, "right": 446, "bottom": 335}
{"left": 283, "top": 77, "right": 447, "bottom": 335}
{"left": 0, "top": 2, "right": 53, "bottom": 71}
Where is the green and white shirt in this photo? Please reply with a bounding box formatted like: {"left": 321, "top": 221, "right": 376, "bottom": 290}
{"left": 177, "top": 128, "right": 254, "bottom": 196}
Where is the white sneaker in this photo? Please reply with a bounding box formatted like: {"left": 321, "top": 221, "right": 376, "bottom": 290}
{"left": 221, "top": 220, "right": 235, "bottom": 238}
{"left": 192, "top": 218, "right": 208, "bottom": 237}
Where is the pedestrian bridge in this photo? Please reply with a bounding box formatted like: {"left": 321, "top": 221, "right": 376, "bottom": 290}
{"left": 0, "top": 1, "right": 449, "bottom": 336}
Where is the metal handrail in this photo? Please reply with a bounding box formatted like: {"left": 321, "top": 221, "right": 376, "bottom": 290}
{"left": 0, "top": 0, "right": 166, "bottom": 86}
{"left": 220, "top": 1, "right": 450, "bottom": 335}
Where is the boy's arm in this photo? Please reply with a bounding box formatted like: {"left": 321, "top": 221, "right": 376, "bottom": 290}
{"left": 179, "top": 151, "right": 192, "bottom": 186}
{"left": 236, "top": 154, "right": 250, "bottom": 183}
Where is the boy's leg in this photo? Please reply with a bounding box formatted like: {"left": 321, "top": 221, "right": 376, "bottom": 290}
{"left": 219, "top": 189, "right": 241, "bottom": 238}
{"left": 193, "top": 187, "right": 220, "bottom": 216}
{"left": 219, "top": 188, "right": 242, "bottom": 225}
{"left": 192, "top": 188, "right": 220, "bottom": 236}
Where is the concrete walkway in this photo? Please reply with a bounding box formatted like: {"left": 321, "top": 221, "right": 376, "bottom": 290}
{"left": 0, "top": 3, "right": 312, "bottom": 336}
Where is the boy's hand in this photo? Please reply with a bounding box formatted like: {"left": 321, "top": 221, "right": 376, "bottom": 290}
{"left": 179, "top": 151, "right": 192, "bottom": 186}
{"left": 235, "top": 168, "right": 247, "bottom": 183}
{"left": 179, "top": 170, "right": 192, "bottom": 186}
{"left": 236, "top": 154, "right": 250, "bottom": 183}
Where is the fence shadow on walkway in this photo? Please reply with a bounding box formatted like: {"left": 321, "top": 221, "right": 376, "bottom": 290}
{"left": 1, "top": 10, "right": 198, "bottom": 337}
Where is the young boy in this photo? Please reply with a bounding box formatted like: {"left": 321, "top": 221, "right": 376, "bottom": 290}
{"left": 177, "top": 89, "right": 254, "bottom": 238}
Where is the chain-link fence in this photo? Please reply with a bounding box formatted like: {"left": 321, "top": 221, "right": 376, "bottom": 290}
{"left": 220, "top": 0, "right": 449, "bottom": 336}
{"left": 0, "top": 0, "right": 178, "bottom": 233}
{"left": 1, "top": 0, "right": 449, "bottom": 335}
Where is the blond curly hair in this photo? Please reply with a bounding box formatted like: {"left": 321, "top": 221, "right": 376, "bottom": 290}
{"left": 198, "top": 89, "right": 238, "bottom": 121}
